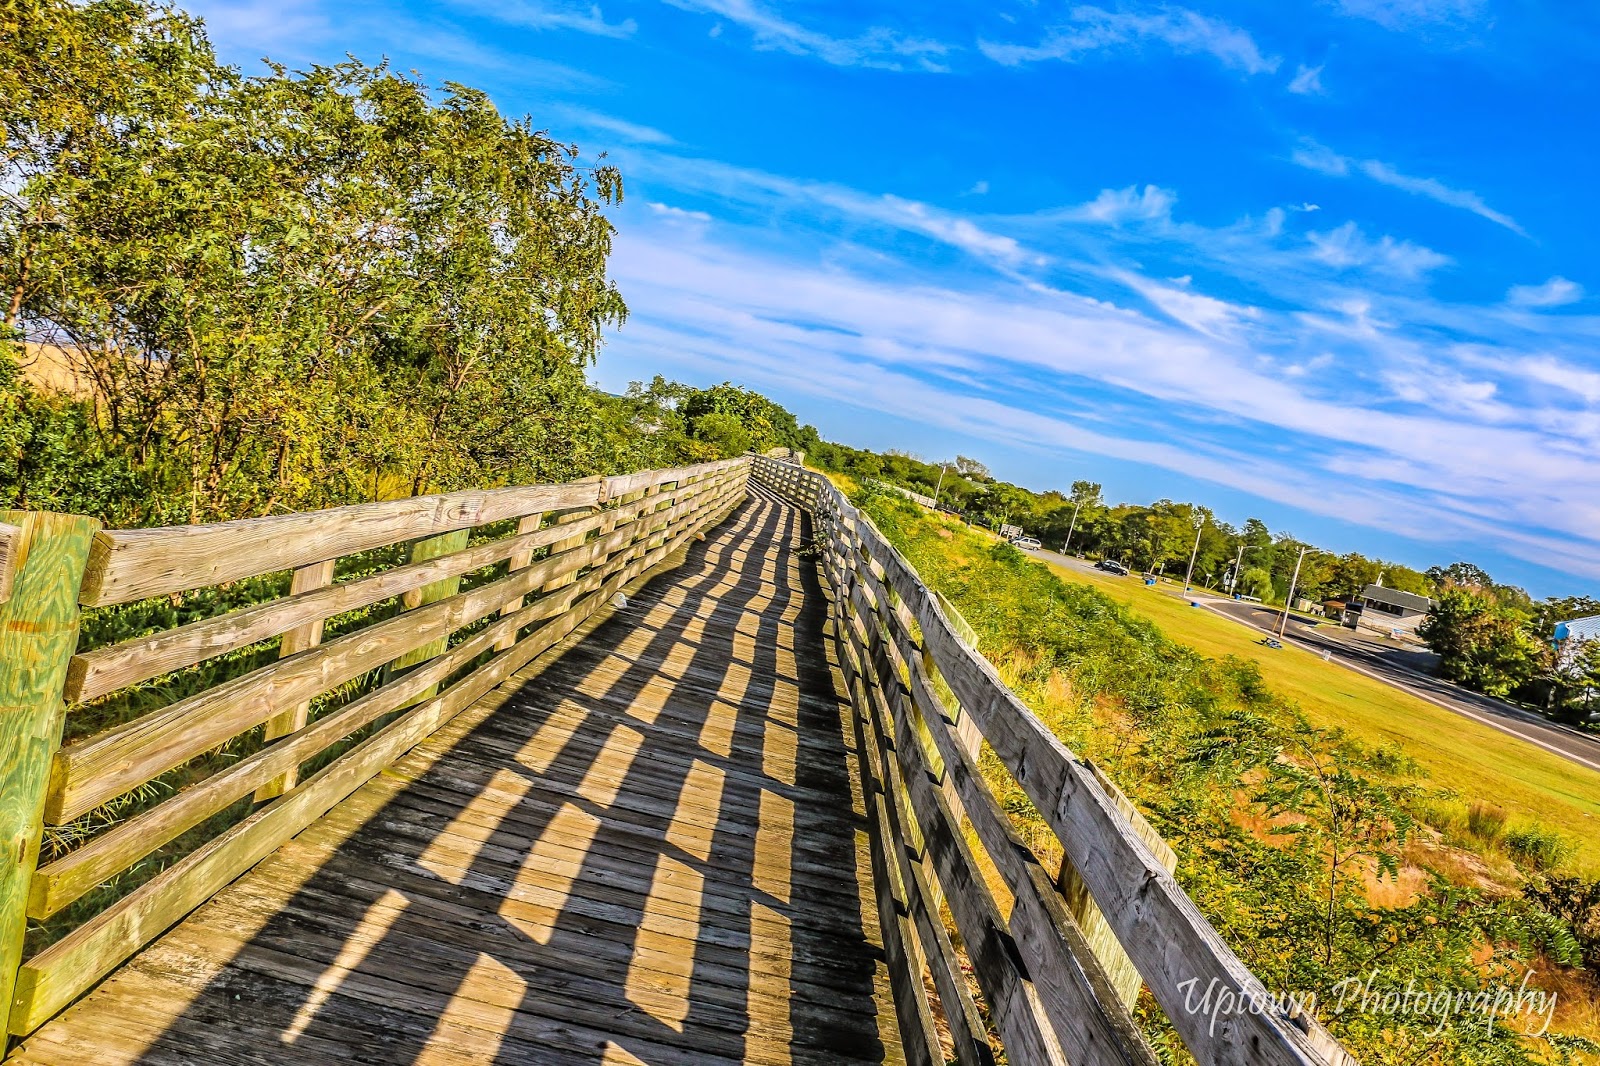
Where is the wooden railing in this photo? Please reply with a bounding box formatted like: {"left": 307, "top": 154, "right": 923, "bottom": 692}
{"left": 0, "top": 458, "right": 747, "bottom": 1038}
{"left": 749, "top": 454, "right": 1356, "bottom": 1066}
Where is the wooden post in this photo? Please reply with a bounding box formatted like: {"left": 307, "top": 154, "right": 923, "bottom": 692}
{"left": 254, "top": 559, "right": 336, "bottom": 801}
{"left": 0, "top": 511, "right": 99, "bottom": 1025}
{"left": 541, "top": 511, "right": 591, "bottom": 595}
{"left": 385, "top": 529, "right": 471, "bottom": 694}
{"left": 932, "top": 591, "right": 985, "bottom": 762}
{"left": 495, "top": 513, "right": 545, "bottom": 652}
{"left": 1056, "top": 763, "right": 1178, "bottom": 1008}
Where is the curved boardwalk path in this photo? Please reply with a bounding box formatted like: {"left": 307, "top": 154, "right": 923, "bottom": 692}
{"left": 10, "top": 490, "right": 898, "bottom": 1066}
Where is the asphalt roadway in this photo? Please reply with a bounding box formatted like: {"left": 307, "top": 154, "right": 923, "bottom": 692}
{"left": 1025, "top": 547, "right": 1600, "bottom": 776}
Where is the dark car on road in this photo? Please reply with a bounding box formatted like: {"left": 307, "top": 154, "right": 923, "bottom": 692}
{"left": 1095, "top": 559, "right": 1130, "bottom": 576}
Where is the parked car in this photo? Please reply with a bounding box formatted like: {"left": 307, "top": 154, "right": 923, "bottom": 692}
{"left": 1095, "top": 559, "right": 1130, "bottom": 576}
{"left": 1010, "top": 536, "right": 1042, "bottom": 551}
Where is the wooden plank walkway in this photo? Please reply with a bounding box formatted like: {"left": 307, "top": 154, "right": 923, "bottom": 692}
{"left": 9, "top": 491, "right": 900, "bottom": 1065}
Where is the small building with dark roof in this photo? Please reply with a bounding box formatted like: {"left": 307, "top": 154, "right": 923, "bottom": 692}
{"left": 1347, "top": 583, "right": 1434, "bottom": 638}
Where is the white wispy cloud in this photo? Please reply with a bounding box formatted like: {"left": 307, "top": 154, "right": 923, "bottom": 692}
{"left": 979, "top": 5, "right": 1279, "bottom": 74}
{"left": 1291, "top": 139, "right": 1526, "bottom": 235}
{"left": 1072, "top": 184, "right": 1178, "bottom": 223}
{"left": 604, "top": 216, "right": 1600, "bottom": 580}
{"left": 647, "top": 201, "right": 712, "bottom": 222}
{"left": 1288, "top": 63, "right": 1326, "bottom": 94}
{"left": 455, "top": 0, "right": 636, "bottom": 38}
{"left": 665, "top": 0, "right": 951, "bottom": 70}
{"left": 548, "top": 105, "right": 674, "bottom": 145}
{"left": 1306, "top": 221, "right": 1451, "bottom": 277}
{"left": 1507, "top": 276, "right": 1584, "bottom": 309}
{"left": 1336, "top": 0, "right": 1487, "bottom": 31}
{"left": 620, "top": 152, "right": 1032, "bottom": 267}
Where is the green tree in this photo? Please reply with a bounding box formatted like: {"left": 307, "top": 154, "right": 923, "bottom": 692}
{"left": 1419, "top": 588, "right": 1542, "bottom": 696}
{"left": 1239, "top": 566, "right": 1273, "bottom": 600}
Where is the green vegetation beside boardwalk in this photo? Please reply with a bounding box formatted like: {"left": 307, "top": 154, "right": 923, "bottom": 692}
{"left": 851, "top": 479, "right": 1600, "bottom": 1064}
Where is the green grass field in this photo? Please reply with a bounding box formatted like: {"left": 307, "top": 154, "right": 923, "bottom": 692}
{"left": 1043, "top": 557, "right": 1600, "bottom": 875}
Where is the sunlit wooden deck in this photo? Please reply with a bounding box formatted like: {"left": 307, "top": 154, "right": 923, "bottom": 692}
{"left": 9, "top": 492, "right": 897, "bottom": 1065}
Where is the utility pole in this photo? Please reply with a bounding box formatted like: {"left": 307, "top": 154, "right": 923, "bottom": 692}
{"left": 1183, "top": 513, "right": 1205, "bottom": 591}
{"left": 1062, "top": 497, "right": 1083, "bottom": 555}
{"left": 933, "top": 462, "right": 949, "bottom": 506}
{"left": 1277, "top": 546, "right": 1323, "bottom": 636}
{"left": 1228, "top": 544, "right": 1246, "bottom": 593}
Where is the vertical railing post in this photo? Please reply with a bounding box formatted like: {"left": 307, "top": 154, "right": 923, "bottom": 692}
{"left": 495, "top": 512, "right": 546, "bottom": 652}
{"left": 384, "top": 528, "right": 472, "bottom": 700}
{"left": 255, "top": 558, "right": 336, "bottom": 801}
{"left": 0, "top": 511, "right": 99, "bottom": 1028}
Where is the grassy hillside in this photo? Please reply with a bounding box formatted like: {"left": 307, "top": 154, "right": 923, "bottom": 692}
{"left": 851, "top": 481, "right": 1600, "bottom": 1065}
{"left": 1042, "top": 561, "right": 1600, "bottom": 876}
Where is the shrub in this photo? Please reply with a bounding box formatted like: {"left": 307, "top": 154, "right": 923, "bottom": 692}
{"left": 1524, "top": 876, "right": 1600, "bottom": 970}
{"left": 1465, "top": 801, "right": 1508, "bottom": 846}
{"left": 1505, "top": 823, "right": 1574, "bottom": 872}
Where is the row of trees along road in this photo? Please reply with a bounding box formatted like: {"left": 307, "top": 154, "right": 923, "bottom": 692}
{"left": 813, "top": 443, "right": 1434, "bottom": 603}
{"left": 815, "top": 444, "right": 1600, "bottom": 722}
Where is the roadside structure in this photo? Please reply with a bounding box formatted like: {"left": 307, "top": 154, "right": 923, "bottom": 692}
{"left": 1346, "top": 583, "right": 1434, "bottom": 639}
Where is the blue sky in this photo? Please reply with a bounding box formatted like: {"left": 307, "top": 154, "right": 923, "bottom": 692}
{"left": 188, "top": 0, "right": 1600, "bottom": 596}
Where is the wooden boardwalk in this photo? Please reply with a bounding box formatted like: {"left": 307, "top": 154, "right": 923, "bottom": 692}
{"left": 9, "top": 491, "right": 898, "bottom": 1065}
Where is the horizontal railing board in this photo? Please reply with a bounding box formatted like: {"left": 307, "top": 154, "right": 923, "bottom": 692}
{"left": 77, "top": 460, "right": 743, "bottom": 607}
{"left": 47, "top": 536, "right": 603, "bottom": 825}
{"left": 840, "top": 600, "right": 1066, "bottom": 1066}
{"left": 863, "top": 511, "right": 1341, "bottom": 1066}
{"left": 835, "top": 620, "right": 944, "bottom": 1066}
{"left": 11, "top": 468, "right": 745, "bottom": 1036}
{"left": 30, "top": 579, "right": 578, "bottom": 920}
{"left": 881, "top": 607, "right": 1156, "bottom": 1066}
{"left": 78, "top": 483, "right": 600, "bottom": 608}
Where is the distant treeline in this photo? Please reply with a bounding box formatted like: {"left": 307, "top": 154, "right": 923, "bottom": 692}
{"left": 815, "top": 444, "right": 1600, "bottom": 717}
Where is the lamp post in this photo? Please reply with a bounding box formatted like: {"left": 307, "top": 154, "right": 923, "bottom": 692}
{"left": 1277, "top": 546, "right": 1326, "bottom": 636}
{"left": 1226, "top": 543, "right": 1266, "bottom": 595}
{"left": 933, "top": 461, "right": 950, "bottom": 506}
{"left": 1062, "top": 497, "right": 1084, "bottom": 555}
{"left": 1183, "top": 512, "right": 1205, "bottom": 591}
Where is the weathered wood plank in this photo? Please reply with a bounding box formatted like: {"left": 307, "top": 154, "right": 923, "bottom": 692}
{"left": 836, "top": 619, "right": 941, "bottom": 1066}
{"left": 0, "top": 512, "right": 100, "bottom": 1031}
{"left": 844, "top": 588, "right": 1066, "bottom": 1066}
{"left": 77, "top": 482, "right": 601, "bottom": 608}
{"left": 878, "top": 605, "right": 1157, "bottom": 1066}
{"left": 844, "top": 622, "right": 994, "bottom": 1066}
{"left": 27, "top": 582, "right": 581, "bottom": 921}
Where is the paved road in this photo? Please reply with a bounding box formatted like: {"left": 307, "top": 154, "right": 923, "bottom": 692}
{"left": 1026, "top": 547, "right": 1600, "bottom": 775}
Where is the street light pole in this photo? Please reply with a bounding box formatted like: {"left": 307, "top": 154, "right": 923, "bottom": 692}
{"left": 933, "top": 462, "right": 948, "bottom": 506}
{"left": 1277, "top": 546, "right": 1322, "bottom": 636}
{"left": 1228, "top": 544, "right": 1246, "bottom": 593}
{"left": 1183, "top": 513, "right": 1205, "bottom": 591}
{"left": 1062, "top": 497, "right": 1083, "bottom": 554}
